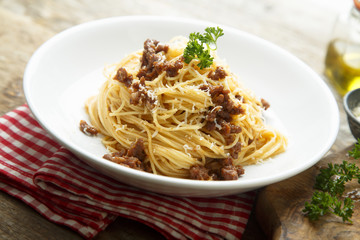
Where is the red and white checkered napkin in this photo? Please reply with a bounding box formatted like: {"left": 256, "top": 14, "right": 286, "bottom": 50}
{"left": 0, "top": 104, "right": 255, "bottom": 240}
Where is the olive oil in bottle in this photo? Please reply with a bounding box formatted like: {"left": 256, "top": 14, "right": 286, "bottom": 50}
{"left": 324, "top": 0, "right": 360, "bottom": 96}
{"left": 325, "top": 40, "right": 360, "bottom": 96}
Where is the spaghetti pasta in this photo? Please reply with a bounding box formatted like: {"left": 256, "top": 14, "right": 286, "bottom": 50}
{"left": 84, "top": 36, "right": 287, "bottom": 180}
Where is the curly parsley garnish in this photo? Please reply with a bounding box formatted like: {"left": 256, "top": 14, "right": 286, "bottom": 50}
{"left": 349, "top": 138, "right": 360, "bottom": 159}
{"left": 303, "top": 140, "right": 360, "bottom": 223}
{"left": 183, "top": 27, "right": 224, "bottom": 69}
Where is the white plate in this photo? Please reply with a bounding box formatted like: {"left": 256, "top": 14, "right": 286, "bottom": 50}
{"left": 23, "top": 16, "right": 339, "bottom": 197}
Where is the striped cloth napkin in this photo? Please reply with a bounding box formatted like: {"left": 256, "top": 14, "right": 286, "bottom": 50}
{"left": 0, "top": 104, "right": 255, "bottom": 240}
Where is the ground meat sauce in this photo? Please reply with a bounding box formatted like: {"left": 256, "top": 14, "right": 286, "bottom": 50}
{"left": 189, "top": 157, "right": 244, "bottom": 181}
{"left": 113, "top": 67, "right": 133, "bottom": 87}
{"left": 127, "top": 138, "right": 147, "bottom": 161}
{"left": 229, "top": 142, "right": 242, "bottom": 159}
{"left": 208, "top": 66, "right": 227, "bottom": 80}
{"left": 221, "top": 165, "right": 244, "bottom": 180}
{"left": 235, "top": 94, "right": 244, "bottom": 102}
{"left": 200, "top": 83, "right": 244, "bottom": 159}
{"left": 83, "top": 39, "right": 250, "bottom": 180}
{"left": 165, "top": 59, "right": 183, "bottom": 77}
{"left": 261, "top": 98, "right": 270, "bottom": 110}
{"left": 200, "top": 84, "right": 244, "bottom": 136}
{"left": 129, "top": 77, "right": 157, "bottom": 109}
{"left": 115, "top": 39, "right": 183, "bottom": 110}
{"left": 189, "top": 165, "right": 212, "bottom": 180}
{"left": 103, "top": 139, "right": 149, "bottom": 171}
{"left": 136, "top": 39, "right": 183, "bottom": 81}
{"left": 204, "top": 84, "right": 244, "bottom": 115}
{"left": 103, "top": 154, "right": 143, "bottom": 170}
{"left": 79, "top": 120, "right": 98, "bottom": 136}
{"left": 195, "top": 75, "right": 248, "bottom": 180}
{"left": 136, "top": 39, "right": 164, "bottom": 81}
{"left": 219, "top": 157, "right": 244, "bottom": 180}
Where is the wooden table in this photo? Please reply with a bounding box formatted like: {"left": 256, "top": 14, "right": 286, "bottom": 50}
{"left": 0, "top": 0, "right": 355, "bottom": 239}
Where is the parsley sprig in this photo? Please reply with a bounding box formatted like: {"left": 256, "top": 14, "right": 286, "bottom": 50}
{"left": 349, "top": 138, "right": 360, "bottom": 159}
{"left": 303, "top": 140, "right": 360, "bottom": 223}
{"left": 183, "top": 27, "right": 224, "bottom": 69}
{"left": 304, "top": 191, "right": 354, "bottom": 222}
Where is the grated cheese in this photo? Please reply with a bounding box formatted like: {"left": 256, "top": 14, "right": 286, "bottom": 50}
{"left": 214, "top": 118, "right": 222, "bottom": 130}
{"left": 183, "top": 144, "right": 192, "bottom": 157}
{"left": 353, "top": 104, "right": 360, "bottom": 121}
{"left": 151, "top": 130, "right": 158, "bottom": 138}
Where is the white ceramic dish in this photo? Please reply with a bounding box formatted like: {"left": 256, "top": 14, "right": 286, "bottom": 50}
{"left": 23, "top": 16, "right": 339, "bottom": 197}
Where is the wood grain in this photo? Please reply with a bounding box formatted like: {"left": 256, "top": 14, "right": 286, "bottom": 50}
{"left": 257, "top": 147, "right": 360, "bottom": 240}
{"left": 0, "top": 8, "right": 54, "bottom": 115}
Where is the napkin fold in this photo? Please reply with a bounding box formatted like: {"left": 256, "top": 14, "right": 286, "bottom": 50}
{"left": 0, "top": 105, "right": 255, "bottom": 239}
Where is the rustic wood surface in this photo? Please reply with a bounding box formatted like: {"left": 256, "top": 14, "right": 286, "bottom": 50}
{"left": 256, "top": 147, "right": 360, "bottom": 240}
{"left": 0, "top": 0, "right": 356, "bottom": 239}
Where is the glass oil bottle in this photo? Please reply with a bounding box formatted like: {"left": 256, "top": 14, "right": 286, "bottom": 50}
{"left": 325, "top": 0, "right": 360, "bottom": 96}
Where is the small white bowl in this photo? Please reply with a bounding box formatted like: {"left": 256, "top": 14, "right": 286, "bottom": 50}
{"left": 24, "top": 16, "right": 339, "bottom": 197}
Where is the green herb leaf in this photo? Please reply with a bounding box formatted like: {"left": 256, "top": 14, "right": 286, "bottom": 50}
{"left": 349, "top": 138, "right": 360, "bottom": 159}
{"left": 183, "top": 27, "right": 224, "bottom": 69}
{"left": 303, "top": 191, "right": 336, "bottom": 221}
{"left": 303, "top": 190, "right": 354, "bottom": 223}
{"left": 202, "top": 27, "right": 224, "bottom": 50}
{"left": 303, "top": 140, "right": 360, "bottom": 223}
{"left": 336, "top": 197, "right": 354, "bottom": 223}
{"left": 314, "top": 161, "right": 360, "bottom": 196}
{"left": 304, "top": 139, "right": 360, "bottom": 222}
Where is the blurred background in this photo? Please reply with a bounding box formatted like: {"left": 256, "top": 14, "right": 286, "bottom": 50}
{"left": 0, "top": 0, "right": 349, "bottom": 115}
